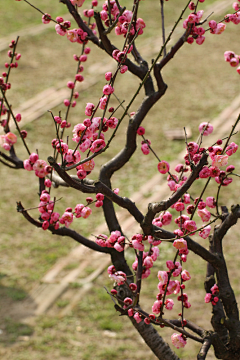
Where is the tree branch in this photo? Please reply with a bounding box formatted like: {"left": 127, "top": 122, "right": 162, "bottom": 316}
{"left": 141, "top": 153, "right": 208, "bottom": 234}
{"left": 17, "top": 201, "right": 111, "bottom": 254}
{"left": 48, "top": 156, "right": 95, "bottom": 193}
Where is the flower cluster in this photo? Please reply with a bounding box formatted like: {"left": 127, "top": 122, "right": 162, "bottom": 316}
{"left": 0, "top": 132, "right": 17, "bottom": 151}
{"left": 132, "top": 245, "right": 160, "bottom": 279}
{"left": 224, "top": 50, "right": 240, "bottom": 74}
{"left": 185, "top": 1, "right": 240, "bottom": 47}
{"left": 205, "top": 284, "right": 220, "bottom": 305}
{"left": 96, "top": 230, "right": 125, "bottom": 252}
{"left": 107, "top": 265, "right": 126, "bottom": 285}
{"left": 38, "top": 191, "right": 60, "bottom": 230}
{"left": 24, "top": 153, "right": 51, "bottom": 178}
{"left": 100, "top": 1, "right": 146, "bottom": 37}
{"left": 184, "top": 9, "right": 206, "bottom": 45}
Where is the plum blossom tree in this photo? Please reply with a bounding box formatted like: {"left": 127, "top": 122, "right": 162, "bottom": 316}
{"left": 1, "top": 0, "right": 240, "bottom": 359}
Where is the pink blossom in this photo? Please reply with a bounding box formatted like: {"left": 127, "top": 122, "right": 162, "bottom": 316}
{"left": 209, "top": 146, "right": 223, "bottom": 159}
{"left": 64, "top": 149, "right": 81, "bottom": 165}
{"left": 173, "top": 238, "right": 188, "bottom": 251}
{"left": 143, "top": 256, "right": 153, "bottom": 269}
{"left": 175, "top": 164, "right": 184, "bottom": 172}
{"left": 79, "top": 139, "right": 91, "bottom": 153}
{"left": 141, "top": 143, "right": 150, "bottom": 155}
{"left": 99, "top": 96, "right": 108, "bottom": 109}
{"left": 209, "top": 20, "right": 217, "bottom": 29}
{"left": 211, "top": 284, "right": 219, "bottom": 295}
{"left": 70, "top": 0, "right": 85, "bottom": 6}
{"left": 226, "top": 165, "right": 235, "bottom": 172}
{"left": 45, "top": 179, "right": 52, "bottom": 188}
{"left": 64, "top": 99, "right": 70, "bottom": 106}
{"left": 77, "top": 169, "right": 87, "bottom": 179}
{"left": 199, "top": 166, "right": 211, "bottom": 179}
{"left": 157, "top": 160, "right": 170, "bottom": 174}
{"left": 206, "top": 196, "right": 216, "bottom": 208}
{"left": 152, "top": 300, "right": 162, "bottom": 314}
{"left": 187, "top": 13, "right": 197, "bottom": 23}
{"left": 162, "top": 211, "right": 172, "bottom": 225}
{"left": 23, "top": 159, "right": 33, "bottom": 171}
{"left": 109, "top": 271, "right": 126, "bottom": 285}
{"left": 114, "top": 242, "right": 124, "bottom": 252}
{"left": 80, "top": 55, "right": 87, "bottom": 62}
{"left": 197, "top": 208, "right": 211, "bottom": 222}
{"left": 230, "top": 57, "right": 239, "bottom": 67}
{"left": 174, "top": 229, "right": 184, "bottom": 237}
{"left": 96, "top": 193, "right": 104, "bottom": 201}
{"left": 174, "top": 202, "right": 185, "bottom": 212}
{"left": 137, "top": 126, "right": 145, "bottom": 135}
{"left": 209, "top": 166, "right": 220, "bottom": 177}
{"left": 184, "top": 220, "right": 197, "bottom": 233}
{"left": 151, "top": 246, "right": 160, "bottom": 261}
{"left": 184, "top": 301, "right": 191, "bottom": 308}
{"left": 56, "top": 141, "right": 68, "bottom": 154}
{"left": 90, "top": 139, "right": 105, "bottom": 153}
{"left": 60, "top": 211, "right": 74, "bottom": 227}
{"left": 199, "top": 122, "right": 213, "bottom": 136}
{"left": 82, "top": 159, "right": 95, "bottom": 172}
{"left": 120, "top": 65, "right": 128, "bottom": 74}
{"left": 148, "top": 236, "right": 162, "bottom": 246}
{"left": 107, "top": 265, "right": 115, "bottom": 275}
{"left": 42, "top": 221, "right": 49, "bottom": 230}
{"left": 166, "top": 260, "right": 175, "bottom": 270}
{"left": 183, "top": 193, "right": 190, "bottom": 204}
{"left": 4, "top": 132, "right": 17, "bottom": 145}
{"left": 181, "top": 269, "right": 191, "bottom": 281}
{"left": 157, "top": 270, "right": 168, "bottom": 285}
{"left": 196, "top": 35, "right": 205, "bottom": 45}
{"left": 103, "top": 84, "right": 114, "bottom": 95}
{"left": 214, "top": 22, "right": 226, "bottom": 34}
{"left": 199, "top": 225, "right": 211, "bottom": 239}
{"left": 187, "top": 36, "right": 194, "bottom": 44}
{"left": 105, "top": 72, "right": 112, "bottom": 81}
{"left": 42, "top": 13, "right": 51, "bottom": 24}
{"left": 187, "top": 141, "right": 198, "bottom": 154}
{"left": 128, "top": 308, "right": 134, "bottom": 317}
{"left": 226, "top": 142, "right": 238, "bottom": 156}
{"left": 168, "top": 180, "right": 176, "bottom": 191}
{"left": 106, "top": 117, "right": 118, "bottom": 129}
{"left": 167, "top": 280, "right": 180, "bottom": 295}
{"left": 224, "top": 50, "right": 236, "bottom": 62}
{"left": 212, "top": 154, "right": 228, "bottom": 168}
{"left": 15, "top": 113, "right": 21, "bottom": 122}
{"left": 85, "top": 103, "right": 95, "bottom": 116}
{"left": 205, "top": 293, "right": 212, "bottom": 303}
{"left": 172, "top": 263, "right": 182, "bottom": 277}
{"left": 33, "top": 159, "right": 48, "bottom": 178}
{"left": 75, "top": 74, "right": 84, "bottom": 82}
{"left": 142, "top": 268, "right": 151, "bottom": 279}
{"left": 40, "top": 191, "right": 50, "bottom": 202}
{"left": 132, "top": 240, "right": 144, "bottom": 251}
{"left": 55, "top": 24, "right": 66, "bottom": 36}
{"left": 123, "top": 297, "right": 132, "bottom": 306}
{"left": 165, "top": 299, "right": 174, "bottom": 310}
{"left": 81, "top": 206, "right": 92, "bottom": 219}
{"left": 136, "top": 18, "right": 146, "bottom": 30}
{"left": 171, "top": 333, "right": 187, "bottom": 349}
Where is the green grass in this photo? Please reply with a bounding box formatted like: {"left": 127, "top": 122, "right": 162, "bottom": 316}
{"left": 3, "top": 318, "right": 33, "bottom": 343}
